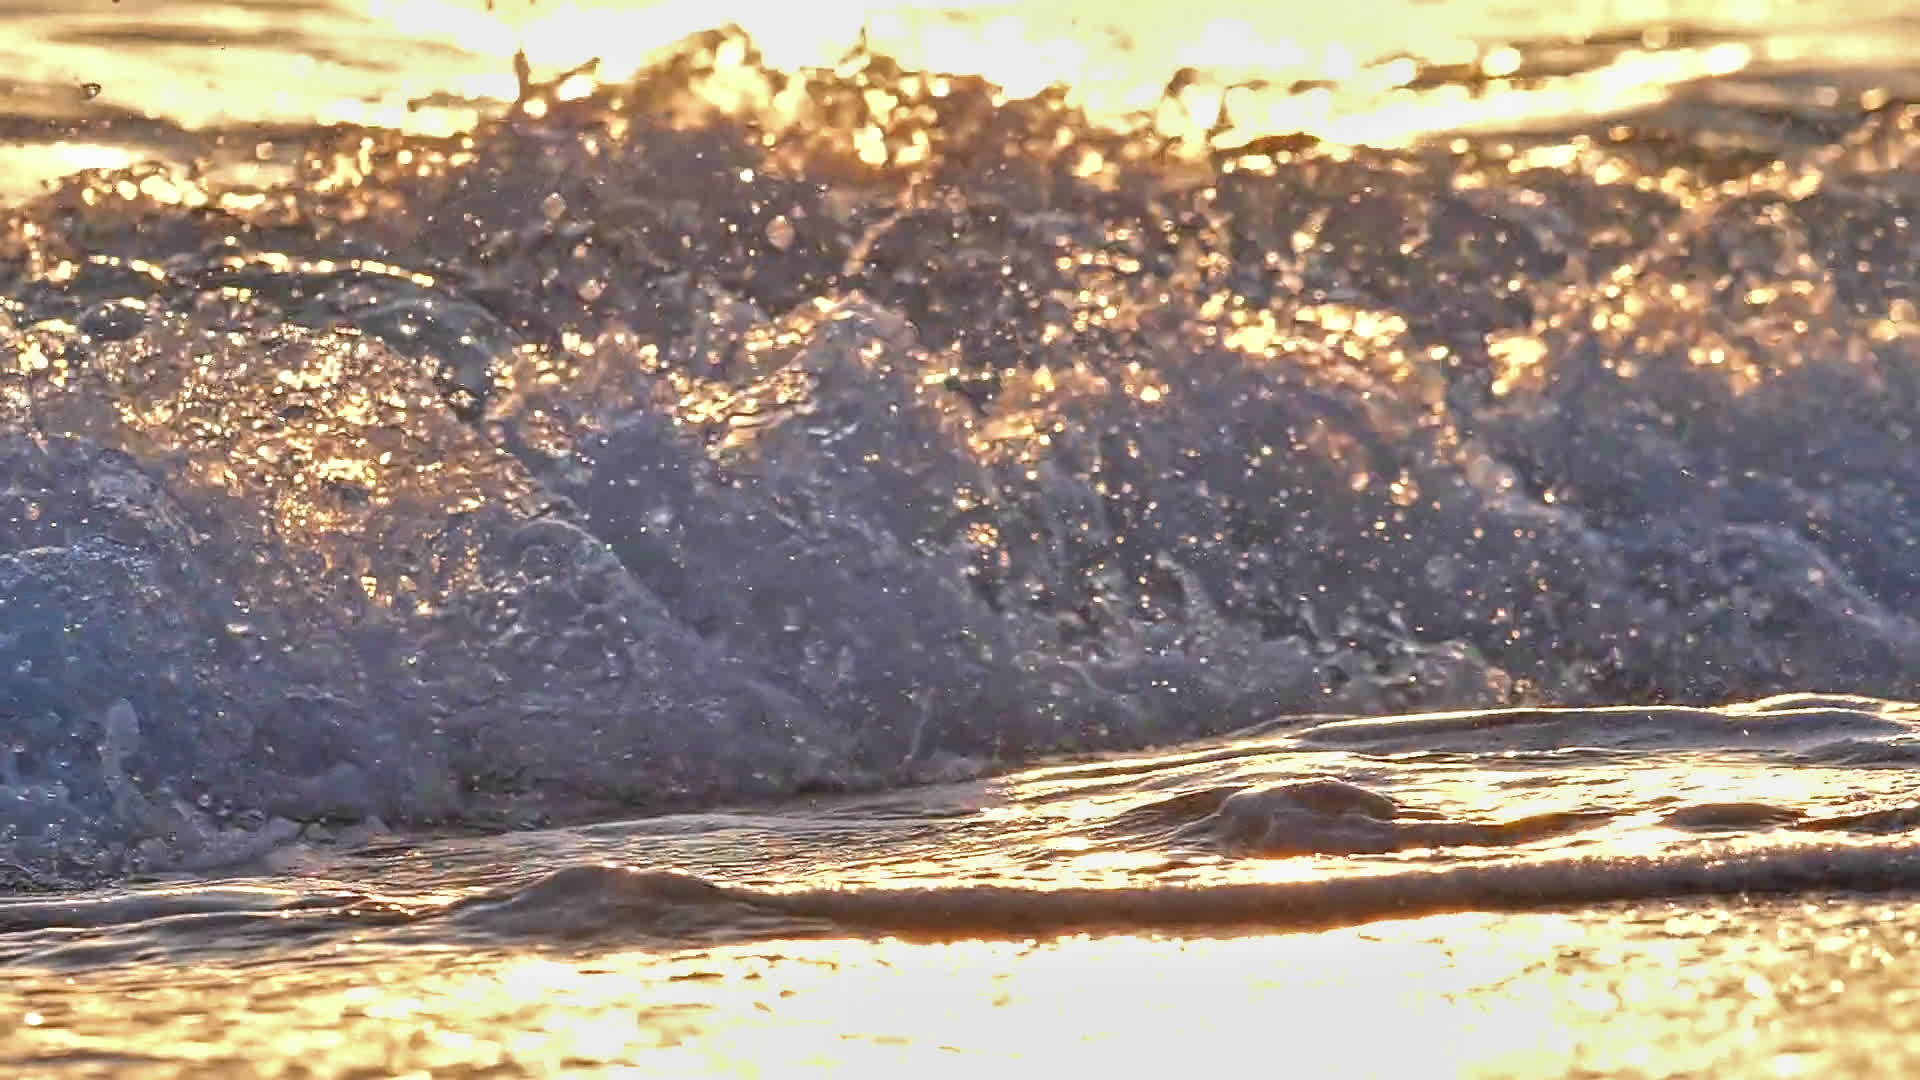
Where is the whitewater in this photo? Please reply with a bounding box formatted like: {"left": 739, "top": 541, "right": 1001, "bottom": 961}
{"left": 7, "top": 0, "right": 1920, "bottom": 1074}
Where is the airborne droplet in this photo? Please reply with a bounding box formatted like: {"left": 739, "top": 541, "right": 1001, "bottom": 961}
{"left": 765, "top": 214, "right": 796, "bottom": 251}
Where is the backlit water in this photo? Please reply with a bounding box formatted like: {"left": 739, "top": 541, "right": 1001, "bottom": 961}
{"left": 7, "top": 1, "right": 1920, "bottom": 1074}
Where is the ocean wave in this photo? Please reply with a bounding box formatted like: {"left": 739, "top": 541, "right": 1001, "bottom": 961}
{"left": 6, "top": 25, "right": 1920, "bottom": 887}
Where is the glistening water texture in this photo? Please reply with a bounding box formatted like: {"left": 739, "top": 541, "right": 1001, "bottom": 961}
{"left": 9, "top": 0, "right": 1920, "bottom": 1074}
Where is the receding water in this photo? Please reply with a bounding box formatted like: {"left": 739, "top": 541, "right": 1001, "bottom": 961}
{"left": 7, "top": 1, "right": 1920, "bottom": 1074}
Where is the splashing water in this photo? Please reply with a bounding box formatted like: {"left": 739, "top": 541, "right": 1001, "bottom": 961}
{"left": 7, "top": 0, "right": 1920, "bottom": 1074}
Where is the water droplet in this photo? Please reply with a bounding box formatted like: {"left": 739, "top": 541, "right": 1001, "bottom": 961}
{"left": 765, "top": 215, "right": 796, "bottom": 251}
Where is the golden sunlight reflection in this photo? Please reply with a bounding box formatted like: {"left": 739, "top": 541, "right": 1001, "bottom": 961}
{"left": 0, "top": 144, "right": 141, "bottom": 204}
{"left": 7, "top": 0, "right": 1920, "bottom": 202}
{"left": 14, "top": 897, "right": 1919, "bottom": 1075}
{"left": 389, "top": 0, "right": 1783, "bottom": 148}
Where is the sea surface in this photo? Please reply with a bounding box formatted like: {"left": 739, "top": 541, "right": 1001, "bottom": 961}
{"left": 7, "top": 0, "right": 1920, "bottom": 1074}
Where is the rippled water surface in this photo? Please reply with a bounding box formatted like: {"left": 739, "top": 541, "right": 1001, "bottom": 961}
{"left": 9, "top": 0, "right": 1920, "bottom": 1074}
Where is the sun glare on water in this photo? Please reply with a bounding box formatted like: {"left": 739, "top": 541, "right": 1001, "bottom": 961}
{"left": 116, "top": 0, "right": 1850, "bottom": 196}
{"left": 359, "top": 0, "right": 1777, "bottom": 147}
{"left": 11, "top": 898, "right": 1908, "bottom": 1075}
{"left": 9, "top": 1, "right": 1920, "bottom": 1076}
{"left": 5, "top": 0, "right": 1912, "bottom": 200}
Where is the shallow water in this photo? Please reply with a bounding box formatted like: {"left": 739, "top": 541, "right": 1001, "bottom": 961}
{"left": 8, "top": 0, "right": 1920, "bottom": 1074}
